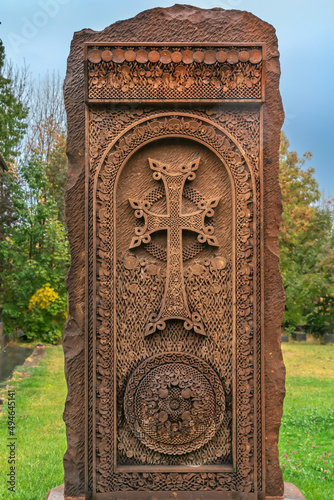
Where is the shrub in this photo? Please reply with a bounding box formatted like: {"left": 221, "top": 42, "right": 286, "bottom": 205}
{"left": 24, "top": 284, "right": 67, "bottom": 343}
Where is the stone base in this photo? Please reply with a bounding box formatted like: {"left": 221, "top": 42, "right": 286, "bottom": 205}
{"left": 323, "top": 333, "right": 334, "bottom": 344}
{"left": 292, "top": 332, "right": 306, "bottom": 342}
{"left": 45, "top": 484, "right": 84, "bottom": 500}
{"left": 45, "top": 483, "right": 305, "bottom": 500}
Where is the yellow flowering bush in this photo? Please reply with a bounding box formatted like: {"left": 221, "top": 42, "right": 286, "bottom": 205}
{"left": 27, "top": 283, "right": 67, "bottom": 343}
{"left": 28, "top": 284, "right": 59, "bottom": 310}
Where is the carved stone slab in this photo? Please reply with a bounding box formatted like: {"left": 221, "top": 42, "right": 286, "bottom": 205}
{"left": 63, "top": 6, "right": 285, "bottom": 500}
{"left": 86, "top": 43, "right": 264, "bottom": 102}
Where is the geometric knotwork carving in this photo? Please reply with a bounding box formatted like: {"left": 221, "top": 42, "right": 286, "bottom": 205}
{"left": 93, "top": 111, "right": 260, "bottom": 492}
{"left": 129, "top": 157, "right": 220, "bottom": 336}
{"left": 124, "top": 352, "right": 225, "bottom": 455}
{"left": 143, "top": 185, "right": 208, "bottom": 262}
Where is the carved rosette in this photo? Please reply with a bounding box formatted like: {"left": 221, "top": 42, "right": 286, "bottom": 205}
{"left": 90, "top": 111, "right": 259, "bottom": 493}
{"left": 124, "top": 353, "right": 225, "bottom": 455}
{"left": 86, "top": 44, "right": 263, "bottom": 101}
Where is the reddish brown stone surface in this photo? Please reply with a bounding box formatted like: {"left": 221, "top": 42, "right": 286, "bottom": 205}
{"left": 46, "top": 482, "right": 305, "bottom": 500}
{"left": 63, "top": 5, "right": 285, "bottom": 498}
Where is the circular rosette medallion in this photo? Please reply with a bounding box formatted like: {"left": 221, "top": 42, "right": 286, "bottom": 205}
{"left": 124, "top": 353, "right": 225, "bottom": 455}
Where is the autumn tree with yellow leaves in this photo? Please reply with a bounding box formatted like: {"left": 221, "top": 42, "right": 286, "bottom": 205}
{"left": 279, "top": 132, "right": 334, "bottom": 335}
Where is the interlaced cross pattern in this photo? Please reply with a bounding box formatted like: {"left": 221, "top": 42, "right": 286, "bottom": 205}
{"left": 129, "top": 157, "right": 220, "bottom": 336}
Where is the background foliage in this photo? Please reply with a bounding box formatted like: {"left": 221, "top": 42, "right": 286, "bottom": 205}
{"left": 279, "top": 132, "right": 334, "bottom": 335}
{"left": 0, "top": 40, "right": 69, "bottom": 343}
{"left": 0, "top": 40, "right": 27, "bottom": 159}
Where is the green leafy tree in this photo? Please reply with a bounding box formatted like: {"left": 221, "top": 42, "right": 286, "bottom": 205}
{"left": 279, "top": 132, "right": 334, "bottom": 334}
{"left": 25, "top": 110, "right": 67, "bottom": 223}
{"left": 0, "top": 44, "right": 68, "bottom": 341}
{"left": 0, "top": 39, "right": 28, "bottom": 160}
{"left": 44, "top": 129, "right": 67, "bottom": 223}
{"left": 0, "top": 154, "right": 70, "bottom": 342}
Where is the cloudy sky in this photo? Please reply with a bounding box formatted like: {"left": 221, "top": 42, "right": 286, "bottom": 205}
{"left": 1, "top": 0, "right": 333, "bottom": 195}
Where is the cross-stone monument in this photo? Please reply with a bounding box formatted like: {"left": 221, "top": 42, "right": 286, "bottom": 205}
{"left": 62, "top": 5, "right": 287, "bottom": 500}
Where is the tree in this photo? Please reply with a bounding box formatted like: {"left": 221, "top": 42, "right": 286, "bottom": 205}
{"left": 279, "top": 132, "right": 334, "bottom": 334}
{"left": 0, "top": 42, "right": 69, "bottom": 342}
{"left": 23, "top": 72, "right": 67, "bottom": 222}
{"left": 0, "top": 39, "right": 28, "bottom": 160}
{"left": 25, "top": 123, "right": 67, "bottom": 223}
{"left": 0, "top": 40, "right": 29, "bottom": 307}
{"left": 45, "top": 131, "right": 67, "bottom": 222}
{"left": 25, "top": 71, "right": 66, "bottom": 162}
{"left": 0, "top": 154, "right": 70, "bottom": 342}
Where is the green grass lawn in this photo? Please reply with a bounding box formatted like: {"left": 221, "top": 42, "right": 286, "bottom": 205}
{"left": 279, "top": 343, "right": 334, "bottom": 500}
{"left": 0, "top": 342, "right": 333, "bottom": 499}
{"left": 0, "top": 345, "right": 66, "bottom": 500}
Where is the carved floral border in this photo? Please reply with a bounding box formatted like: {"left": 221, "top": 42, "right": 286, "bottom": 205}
{"left": 85, "top": 44, "right": 264, "bottom": 102}
{"left": 88, "top": 111, "right": 260, "bottom": 494}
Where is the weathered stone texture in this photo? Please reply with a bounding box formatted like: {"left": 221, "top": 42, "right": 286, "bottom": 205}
{"left": 63, "top": 5, "right": 285, "bottom": 498}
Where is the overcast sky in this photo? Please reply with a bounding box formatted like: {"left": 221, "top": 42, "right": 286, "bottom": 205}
{"left": 1, "top": 0, "right": 333, "bottom": 195}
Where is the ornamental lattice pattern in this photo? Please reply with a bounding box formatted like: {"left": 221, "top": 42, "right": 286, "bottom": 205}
{"left": 86, "top": 105, "right": 262, "bottom": 495}
{"left": 86, "top": 44, "right": 263, "bottom": 101}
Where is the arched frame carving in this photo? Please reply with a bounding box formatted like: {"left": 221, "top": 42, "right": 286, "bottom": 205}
{"left": 86, "top": 109, "right": 263, "bottom": 496}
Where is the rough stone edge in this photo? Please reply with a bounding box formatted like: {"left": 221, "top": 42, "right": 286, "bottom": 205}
{"left": 63, "top": 4, "right": 285, "bottom": 497}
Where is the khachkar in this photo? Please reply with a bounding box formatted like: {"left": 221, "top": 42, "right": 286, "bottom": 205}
{"left": 62, "top": 6, "right": 285, "bottom": 500}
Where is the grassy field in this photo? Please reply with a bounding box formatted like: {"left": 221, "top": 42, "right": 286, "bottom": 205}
{"left": 0, "top": 342, "right": 333, "bottom": 499}
{"left": 279, "top": 343, "right": 334, "bottom": 499}
{"left": 0, "top": 345, "right": 66, "bottom": 500}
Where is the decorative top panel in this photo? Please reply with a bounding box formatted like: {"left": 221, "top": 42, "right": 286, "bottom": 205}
{"left": 85, "top": 43, "right": 264, "bottom": 102}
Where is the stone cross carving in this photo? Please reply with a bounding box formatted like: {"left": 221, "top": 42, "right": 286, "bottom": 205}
{"left": 129, "top": 157, "right": 220, "bottom": 336}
